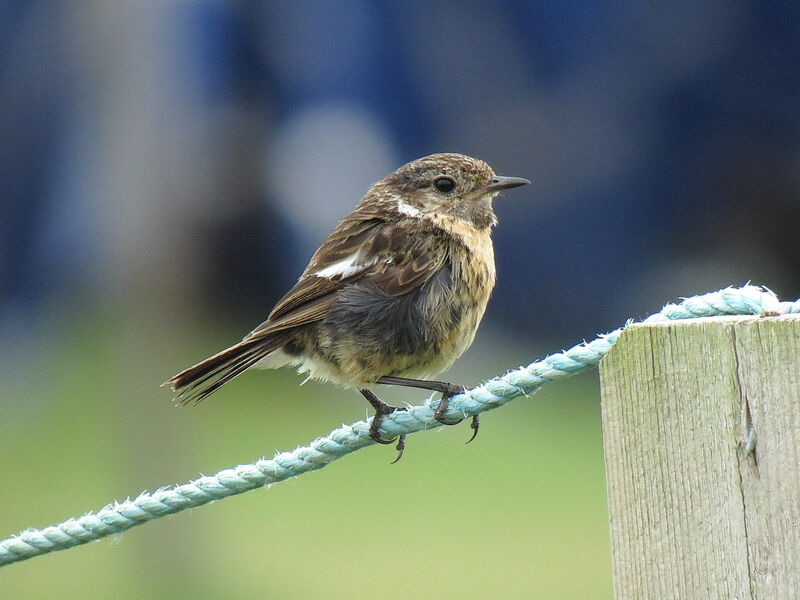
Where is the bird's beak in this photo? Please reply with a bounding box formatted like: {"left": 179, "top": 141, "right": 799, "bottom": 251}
{"left": 481, "top": 175, "right": 531, "bottom": 192}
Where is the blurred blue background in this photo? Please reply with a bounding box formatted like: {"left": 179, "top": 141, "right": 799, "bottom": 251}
{"left": 2, "top": 2, "right": 798, "bottom": 598}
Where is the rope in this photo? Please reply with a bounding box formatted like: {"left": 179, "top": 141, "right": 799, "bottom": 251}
{"left": 1, "top": 284, "right": 797, "bottom": 568}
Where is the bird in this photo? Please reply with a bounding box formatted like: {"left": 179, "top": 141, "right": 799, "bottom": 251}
{"left": 164, "top": 153, "right": 529, "bottom": 461}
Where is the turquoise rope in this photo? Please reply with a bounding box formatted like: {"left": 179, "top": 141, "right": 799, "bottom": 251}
{"left": 1, "top": 285, "right": 797, "bottom": 568}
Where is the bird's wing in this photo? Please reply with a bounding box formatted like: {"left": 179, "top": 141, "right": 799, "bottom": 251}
{"left": 245, "top": 211, "right": 448, "bottom": 340}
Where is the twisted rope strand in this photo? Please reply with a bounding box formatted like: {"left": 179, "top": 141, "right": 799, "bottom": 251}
{"left": 1, "top": 285, "right": 795, "bottom": 568}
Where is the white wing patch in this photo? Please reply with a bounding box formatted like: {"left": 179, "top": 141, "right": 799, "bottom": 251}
{"left": 316, "top": 253, "right": 375, "bottom": 279}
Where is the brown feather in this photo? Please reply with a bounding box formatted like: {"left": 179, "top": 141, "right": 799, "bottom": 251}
{"left": 164, "top": 334, "right": 288, "bottom": 405}
{"left": 265, "top": 212, "right": 386, "bottom": 323}
{"left": 246, "top": 212, "right": 447, "bottom": 342}
{"left": 247, "top": 296, "right": 336, "bottom": 339}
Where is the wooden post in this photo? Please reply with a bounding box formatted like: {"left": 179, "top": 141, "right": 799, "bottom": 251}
{"left": 600, "top": 316, "right": 800, "bottom": 600}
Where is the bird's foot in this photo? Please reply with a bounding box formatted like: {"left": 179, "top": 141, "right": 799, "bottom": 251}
{"left": 372, "top": 376, "right": 479, "bottom": 445}
{"left": 433, "top": 384, "right": 480, "bottom": 443}
{"left": 361, "top": 389, "right": 407, "bottom": 463}
{"left": 433, "top": 384, "right": 467, "bottom": 425}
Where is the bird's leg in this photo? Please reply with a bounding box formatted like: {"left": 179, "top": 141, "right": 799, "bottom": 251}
{"left": 375, "top": 376, "right": 478, "bottom": 440}
{"left": 360, "top": 389, "right": 406, "bottom": 462}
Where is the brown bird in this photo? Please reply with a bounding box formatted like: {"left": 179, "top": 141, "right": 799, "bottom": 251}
{"left": 165, "top": 153, "right": 529, "bottom": 460}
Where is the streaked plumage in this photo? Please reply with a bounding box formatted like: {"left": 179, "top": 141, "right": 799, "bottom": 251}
{"left": 165, "top": 153, "right": 529, "bottom": 455}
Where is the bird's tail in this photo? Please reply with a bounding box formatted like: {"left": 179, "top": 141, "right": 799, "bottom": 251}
{"left": 163, "top": 334, "right": 288, "bottom": 405}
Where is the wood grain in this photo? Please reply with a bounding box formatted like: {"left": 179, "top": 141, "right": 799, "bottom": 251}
{"left": 600, "top": 316, "right": 800, "bottom": 600}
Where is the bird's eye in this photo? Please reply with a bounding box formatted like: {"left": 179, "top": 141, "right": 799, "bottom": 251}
{"left": 433, "top": 176, "right": 456, "bottom": 193}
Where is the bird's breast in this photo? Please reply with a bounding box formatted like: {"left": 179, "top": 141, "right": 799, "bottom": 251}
{"left": 290, "top": 217, "right": 497, "bottom": 387}
{"left": 430, "top": 216, "right": 497, "bottom": 370}
{"left": 434, "top": 215, "right": 496, "bottom": 301}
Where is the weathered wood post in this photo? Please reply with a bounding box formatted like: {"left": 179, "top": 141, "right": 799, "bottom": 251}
{"left": 600, "top": 315, "right": 800, "bottom": 599}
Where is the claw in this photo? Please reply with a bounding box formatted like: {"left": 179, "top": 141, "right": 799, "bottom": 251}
{"left": 389, "top": 435, "right": 406, "bottom": 464}
{"left": 369, "top": 431, "right": 398, "bottom": 445}
{"left": 367, "top": 408, "right": 404, "bottom": 445}
{"left": 465, "top": 415, "right": 480, "bottom": 444}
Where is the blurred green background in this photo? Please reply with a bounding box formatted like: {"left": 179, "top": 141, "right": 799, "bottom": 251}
{"left": 1, "top": 311, "right": 611, "bottom": 599}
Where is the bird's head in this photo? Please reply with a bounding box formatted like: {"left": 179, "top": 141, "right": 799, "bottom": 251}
{"left": 367, "top": 153, "right": 530, "bottom": 229}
